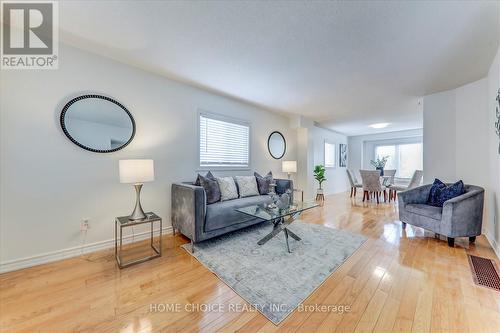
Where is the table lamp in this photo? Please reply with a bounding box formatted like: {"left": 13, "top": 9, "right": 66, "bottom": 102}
{"left": 282, "top": 160, "right": 297, "bottom": 179}
{"left": 119, "top": 159, "right": 154, "bottom": 220}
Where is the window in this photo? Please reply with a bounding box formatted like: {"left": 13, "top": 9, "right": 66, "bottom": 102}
{"left": 199, "top": 113, "right": 250, "bottom": 168}
{"left": 324, "top": 141, "right": 336, "bottom": 167}
{"left": 375, "top": 142, "right": 423, "bottom": 178}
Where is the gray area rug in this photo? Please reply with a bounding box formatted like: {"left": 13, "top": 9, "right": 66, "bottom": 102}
{"left": 182, "top": 221, "right": 366, "bottom": 324}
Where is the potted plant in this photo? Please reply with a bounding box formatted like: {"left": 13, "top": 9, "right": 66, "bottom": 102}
{"left": 314, "top": 165, "right": 326, "bottom": 200}
{"left": 370, "top": 156, "right": 389, "bottom": 176}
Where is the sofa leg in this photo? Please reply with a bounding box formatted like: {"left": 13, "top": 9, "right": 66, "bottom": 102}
{"left": 190, "top": 239, "right": 195, "bottom": 253}
{"left": 447, "top": 237, "right": 455, "bottom": 247}
{"left": 469, "top": 236, "right": 476, "bottom": 243}
{"left": 402, "top": 222, "right": 407, "bottom": 229}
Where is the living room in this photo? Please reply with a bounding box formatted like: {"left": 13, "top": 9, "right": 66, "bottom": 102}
{"left": 1, "top": 1, "right": 499, "bottom": 332}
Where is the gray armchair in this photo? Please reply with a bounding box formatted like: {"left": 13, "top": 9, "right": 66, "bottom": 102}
{"left": 398, "top": 184, "right": 484, "bottom": 247}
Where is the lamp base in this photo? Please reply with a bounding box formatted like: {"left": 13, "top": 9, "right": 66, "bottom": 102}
{"left": 129, "top": 184, "right": 147, "bottom": 220}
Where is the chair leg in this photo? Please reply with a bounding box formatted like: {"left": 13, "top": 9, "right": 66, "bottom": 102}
{"left": 389, "top": 190, "right": 392, "bottom": 202}
{"left": 402, "top": 222, "right": 407, "bottom": 229}
{"left": 350, "top": 187, "right": 353, "bottom": 197}
{"left": 383, "top": 190, "right": 387, "bottom": 202}
{"left": 469, "top": 236, "right": 476, "bottom": 243}
{"left": 354, "top": 187, "right": 357, "bottom": 197}
{"left": 447, "top": 237, "right": 454, "bottom": 247}
{"left": 376, "top": 192, "right": 380, "bottom": 204}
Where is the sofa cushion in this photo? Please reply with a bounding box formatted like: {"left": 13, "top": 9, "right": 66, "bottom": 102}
{"left": 254, "top": 171, "right": 273, "bottom": 194}
{"left": 427, "top": 178, "right": 446, "bottom": 206}
{"left": 195, "top": 171, "right": 215, "bottom": 186}
{"left": 406, "top": 203, "right": 443, "bottom": 221}
{"left": 235, "top": 176, "right": 259, "bottom": 198}
{"left": 216, "top": 176, "right": 239, "bottom": 201}
{"left": 436, "top": 180, "right": 465, "bottom": 206}
{"left": 198, "top": 173, "right": 220, "bottom": 204}
{"left": 205, "top": 195, "right": 272, "bottom": 232}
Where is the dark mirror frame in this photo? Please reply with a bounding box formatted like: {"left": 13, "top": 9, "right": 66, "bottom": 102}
{"left": 60, "top": 94, "right": 136, "bottom": 153}
{"left": 267, "top": 131, "right": 286, "bottom": 159}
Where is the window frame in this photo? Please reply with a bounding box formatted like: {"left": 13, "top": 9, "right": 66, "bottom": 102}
{"left": 372, "top": 138, "right": 423, "bottom": 179}
{"left": 324, "top": 140, "right": 336, "bottom": 168}
{"left": 197, "top": 110, "right": 252, "bottom": 171}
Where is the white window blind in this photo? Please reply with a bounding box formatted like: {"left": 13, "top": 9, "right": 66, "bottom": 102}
{"left": 199, "top": 114, "right": 250, "bottom": 167}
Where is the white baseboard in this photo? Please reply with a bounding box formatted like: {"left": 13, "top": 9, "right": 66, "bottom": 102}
{"left": 484, "top": 231, "right": 500, "bottom": 260}
{"left": 0, "top": 226, "right": 173, "bottom": 274}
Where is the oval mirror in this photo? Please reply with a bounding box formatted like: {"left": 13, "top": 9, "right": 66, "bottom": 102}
{"left": 268, "top": 131, "right": 286, "bottom": 159}
{"left": 60, "top": 95, "right": 135, "bottom": 153}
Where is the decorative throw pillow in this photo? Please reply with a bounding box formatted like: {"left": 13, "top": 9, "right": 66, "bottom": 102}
{"left": 427, "top": 178, "right": 446, "bottom": 206}
{"left": 216, "top": 177, "right": 239, "bottom": 201}
{"left": 254, "top": 171, "right": 273, "bottom": 195}
{"left": 436, "top": 180, "right": 465, "bottom": 207}
{"left": 198, "top": 173, "right": 220, "bottom": 204}
{"left": 235, "top": 176, "right": 259, "bottom": 198}
{"left": 195, "top": 171, "right": 215, "bottom": 186}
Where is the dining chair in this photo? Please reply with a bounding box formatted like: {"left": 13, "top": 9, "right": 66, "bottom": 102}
{"left": 389, "top": 170, "right": 423, "bottom": 201}
{"left": 382, "top": 169, "right": 396, "bottom": 201}
{"left": 346, "top": 169, "right": 363, "bottom": 197}
{"left": 359, "top": 170, "right": 387, "bottom": 204}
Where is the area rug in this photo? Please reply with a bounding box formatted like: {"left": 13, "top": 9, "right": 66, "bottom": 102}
{"left": 181, "top": 221, "right": 366, "bottom": 324}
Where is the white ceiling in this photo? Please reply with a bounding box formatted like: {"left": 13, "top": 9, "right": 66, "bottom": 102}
{"left": 58, "top": 1, "right": 499, "bottom": 135}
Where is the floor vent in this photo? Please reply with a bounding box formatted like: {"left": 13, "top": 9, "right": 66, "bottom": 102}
{"left": 468, "top": 255, "right": 500, "bottom": 292}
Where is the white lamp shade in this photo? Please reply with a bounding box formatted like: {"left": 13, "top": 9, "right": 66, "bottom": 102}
{"left": 119, "top": 159, "right": 155, "bottom": 184}
{"left": 282, "top": 160, "right": 297, "bottom": 173}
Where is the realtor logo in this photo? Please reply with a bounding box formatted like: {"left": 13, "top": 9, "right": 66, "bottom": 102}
{"left": 1, "top": 1, "right": 58, "bottom": 69}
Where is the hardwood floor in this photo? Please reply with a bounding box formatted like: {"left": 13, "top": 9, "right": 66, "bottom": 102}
{"left": 1, "top": 192, "right": 499, "bottom": 332}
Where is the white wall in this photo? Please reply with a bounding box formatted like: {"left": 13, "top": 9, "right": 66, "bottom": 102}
{"left": 423, "top": 90, "right": 458, "bottom": 183}
{"left": 0, "top": 44, "right": 296, "bottom": 269}
{"left": 292, "top": 118, "right": 349, "bottom": 200}
{"left": 423, "top": 78, "right": 489, "bottom": 184}
{"left": 310, "top": 126, "right": 349, "bottom": 197}
{"left": 348, "top": 129, "right": 423, "bottom": 175}
{"left": 486, "top": 46, "right": 500, "bottom": 256}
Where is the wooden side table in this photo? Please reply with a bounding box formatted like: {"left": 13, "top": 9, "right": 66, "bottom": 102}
{"left": 115, "top": 212, "right": 162, "bottom": 268}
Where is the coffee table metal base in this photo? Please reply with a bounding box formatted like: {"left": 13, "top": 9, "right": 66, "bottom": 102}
{"left": 257, "top": 215, "right": 302, "bottom": 253}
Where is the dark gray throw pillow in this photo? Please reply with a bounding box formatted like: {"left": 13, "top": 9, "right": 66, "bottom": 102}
{"left": 198, "top": 173, "right": 221, "bottom": 204}
{"left": 195, "top": 171, "right": 215, "bottom": 186}
{"left": 254, "top": 171, "right": 273, "bottom": 195}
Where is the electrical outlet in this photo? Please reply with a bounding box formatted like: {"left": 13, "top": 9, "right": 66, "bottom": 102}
{"left": 81, "top": 219, "right": 90, "bottom": 231}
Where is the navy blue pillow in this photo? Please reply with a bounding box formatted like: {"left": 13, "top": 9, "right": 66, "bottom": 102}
{"left": 427, "top": 178, "right": 446, "bottom": 206}
{"left": 436, "top": 180, "right": 465, "bottom": 207}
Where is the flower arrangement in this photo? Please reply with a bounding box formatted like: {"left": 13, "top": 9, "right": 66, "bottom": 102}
{"left": 370, "top": 156, "right": 389, "bottom": 169}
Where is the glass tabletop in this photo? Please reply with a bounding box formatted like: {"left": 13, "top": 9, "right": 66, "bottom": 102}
{"left": 236, "top": 201, "right": 319, "bottom": 221}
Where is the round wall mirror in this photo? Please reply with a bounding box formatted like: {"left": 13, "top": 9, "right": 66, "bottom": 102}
{"left": 60, "top": 95, "right": 135, "bottom": 153}
{"left": 268, "top": 131, "right": 286, "bottom": 159}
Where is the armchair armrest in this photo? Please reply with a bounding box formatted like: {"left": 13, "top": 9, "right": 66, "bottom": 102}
{"left": 441, "top": 187, "right": 484, "bottom": 237}
{"left": 397, "top": 184, "right": 432, "bottom": 205}
{"left": 171, "top": 183, "right": 206, "bottom": 242}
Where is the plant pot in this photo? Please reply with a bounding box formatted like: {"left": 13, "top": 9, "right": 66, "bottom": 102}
{"left": 376, "top": 167, "right": 384, "bottom": 176}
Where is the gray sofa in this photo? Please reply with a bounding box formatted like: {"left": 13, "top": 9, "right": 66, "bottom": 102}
{"left": 171, "top": 178, "right": 293, "bottom": 247}
{"left": 398, "top": 184, "right": 484, "bottom": 247}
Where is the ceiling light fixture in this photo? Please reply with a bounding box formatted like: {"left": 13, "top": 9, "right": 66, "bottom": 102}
{"left": 369, "top": 123, "right": 390, "bottom": 129}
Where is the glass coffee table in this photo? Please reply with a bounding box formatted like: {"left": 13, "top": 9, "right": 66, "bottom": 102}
{"left": 236, "top": 201, "right": 319, "bottom": 253}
